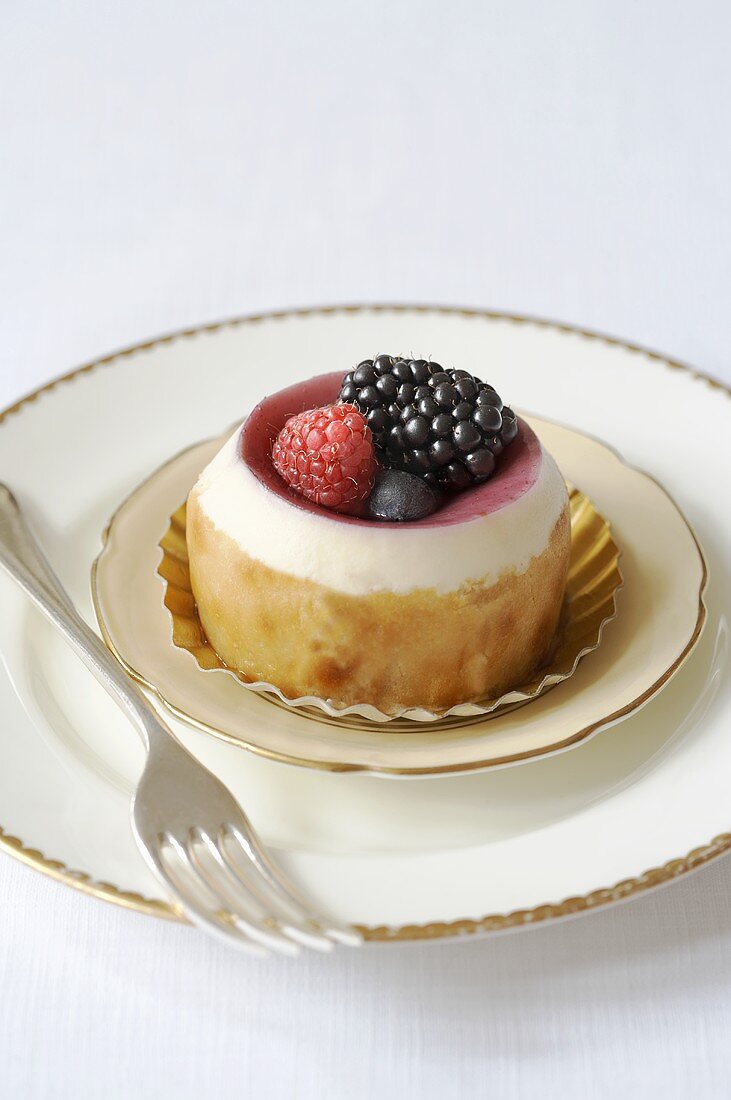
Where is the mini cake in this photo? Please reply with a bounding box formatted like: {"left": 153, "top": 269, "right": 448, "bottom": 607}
{"left": 186, "top": 358, "right": 570, "bottom": 714}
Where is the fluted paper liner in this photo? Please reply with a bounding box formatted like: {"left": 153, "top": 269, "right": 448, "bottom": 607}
{"left": 157, "top": 485, "right": 622, "bottom": 727}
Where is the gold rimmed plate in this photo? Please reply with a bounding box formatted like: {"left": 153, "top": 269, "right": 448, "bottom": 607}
{"left": 156, "top": 480, "right": 621, "bottom": 728}
{"left": 92, "top": 414, "right": 704, "bottom": 775}
{"left": 0, "top": 306, "right": 721, "bottom": 943}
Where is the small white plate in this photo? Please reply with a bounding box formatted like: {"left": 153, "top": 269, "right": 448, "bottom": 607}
{"left": 0, "top": 306, "right": 728, "bottom": 942}
{"left": 95, "top": 440, "right": 623, "bottom": 729}
{"left": 92, "top": 419, "right": 701, "bottom": 775}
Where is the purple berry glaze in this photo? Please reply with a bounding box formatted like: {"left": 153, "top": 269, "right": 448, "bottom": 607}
{"left": 241, "top": 372, "right": 541, "bottom": 528}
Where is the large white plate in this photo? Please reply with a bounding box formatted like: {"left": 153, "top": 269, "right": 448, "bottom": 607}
{"left": 0, "top": 306, "right": 728, "bottom": 941}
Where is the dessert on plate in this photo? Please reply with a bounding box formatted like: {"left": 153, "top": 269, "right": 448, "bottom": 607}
{"left": 186, "top": 357, "right": 570, "bottom": 714}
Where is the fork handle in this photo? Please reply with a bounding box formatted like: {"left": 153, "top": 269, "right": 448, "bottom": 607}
{"left": 0, "top": 483, "right": 164, "bottom": 752}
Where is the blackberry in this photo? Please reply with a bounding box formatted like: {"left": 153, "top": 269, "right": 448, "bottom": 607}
{"left": 368, "top": 469, "right": 441, "bottom": 522}
{"left": 338, "top": 356, "right": 517, "bottom": 489}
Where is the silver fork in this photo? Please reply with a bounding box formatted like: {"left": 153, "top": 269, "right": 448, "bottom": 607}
{"left": 0, "top": 484, "right": 361, "bottom": 957}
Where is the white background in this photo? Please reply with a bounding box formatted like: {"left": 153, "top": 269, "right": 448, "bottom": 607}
{"left": 2, "top": 2, "right": 731, "bottom": 1097}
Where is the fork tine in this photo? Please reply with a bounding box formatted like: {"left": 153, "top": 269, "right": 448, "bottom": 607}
{"left": 225, "top": 822, "right": 363, "bottom": 948}
{"left": 143, "top": 838, "right": 269, "bottom": 958}
{"left": 198, "top": 829, "right": 334, "bottom": 953}
{"left": 173, "top": 833, "right": 301, "bottom": 957}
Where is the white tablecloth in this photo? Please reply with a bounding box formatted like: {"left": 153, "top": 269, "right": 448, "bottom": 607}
{"left": 3, "top": 3, "right": 731, "bottom": 1096}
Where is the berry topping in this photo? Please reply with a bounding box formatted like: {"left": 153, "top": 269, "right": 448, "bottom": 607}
{"left": 338, "top": 357, "right": 516, "bottom": 489}
{"left": 368, "top": 469, "right": 441, "bottom": 522}
{"left": 272, "top": 404, "right": 376, "bottom": 511}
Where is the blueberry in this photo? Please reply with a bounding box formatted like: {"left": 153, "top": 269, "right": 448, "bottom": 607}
{"left": 368, "top": 470, "right": 441, "bottom": 522}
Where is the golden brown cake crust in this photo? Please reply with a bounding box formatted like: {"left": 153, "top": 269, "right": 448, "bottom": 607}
{"left": 186, "top": 489, "right": 571, "bottom": 714}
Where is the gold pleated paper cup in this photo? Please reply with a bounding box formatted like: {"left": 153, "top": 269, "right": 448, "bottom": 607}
{"left": 157, "top": 485, "right": 622, "bottom": 728}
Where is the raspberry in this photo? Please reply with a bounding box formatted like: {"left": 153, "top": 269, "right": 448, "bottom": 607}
{"left": 272, "top": 404, "right": 376, "bottom": 511}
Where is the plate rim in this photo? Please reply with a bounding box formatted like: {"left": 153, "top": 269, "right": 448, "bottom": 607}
{"left": 0, "top": 302, "right": 727, "bottom": 941}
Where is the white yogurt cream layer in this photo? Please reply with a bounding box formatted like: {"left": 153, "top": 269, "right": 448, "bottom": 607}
{"left": 190, "top": 425, "right": 567, "bottom": 596}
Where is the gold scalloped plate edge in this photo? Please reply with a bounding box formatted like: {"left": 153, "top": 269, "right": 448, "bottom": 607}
{"left": 153, "top": 484, "right": 623, "bottom": 729}
{"left": 0, "top": 303, "right": 722, "bottom": 942}
{"left": 1, "top": 821, "right": 729, "bottom": 941}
